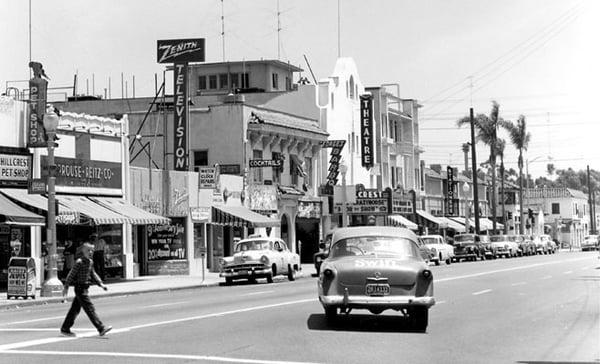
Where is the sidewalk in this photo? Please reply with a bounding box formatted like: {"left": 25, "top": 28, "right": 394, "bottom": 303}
{"left": 0, "top": 264, "right": 317, "bottom": 310}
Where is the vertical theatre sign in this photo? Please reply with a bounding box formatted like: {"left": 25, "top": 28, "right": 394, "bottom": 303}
{"left": 360, "top": 94, "right": 374, "bottom": 169}
{"left": 446, "top": 166, "right": 456, "bottom": 216}
{"left": 157, "top": 38, "right": 205, "bottom": 171}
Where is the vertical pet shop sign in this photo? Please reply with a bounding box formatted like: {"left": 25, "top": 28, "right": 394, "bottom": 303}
{"left": 157, "top": 38, "right": 205, "bottom": 171}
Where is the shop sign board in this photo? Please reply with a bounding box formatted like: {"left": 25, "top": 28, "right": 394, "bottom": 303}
{"left": 334, "top": 188, "right": 392, "bottom": 216}
{"left": 147, "top": 220, "right": 186, "bottom": 260}
{"left": 298, "top": 200, "right": 322, "bottom": 219}
{"left": 0, "top": 153, "right": 31, "bottom": 186}
{"left": 27, "top": 75, "right": 48, "bottom": 148}
{"left": 248, "top": 185, "right": 278, "bottom": 213}
{"left": 218, "top": 164, "right": 241, "bottom": 175}
{"left": 198, "top": 167, "right": 216, "bottom": 189}
{"left": 446, "top": 166, "right": 456, "bottom": 216}
{"left": 190, "top": 207, "right": 210, "bottom": 222}
{"left": 157, "top": 38, "right": 205, "bottom": 64}
{"left": 318, "top": 139, "right": 346, "bottom": 195}
{"left": 360, "top": 94, "right": 374, "bottom": 169}
{"left": 249, "top": 159, "right": 282, "bottom": 168}
{"left": 40, "top": 157, "right": 122, "bottom": 190}
{"left": 173, "top": 63, "right": 188, "bottom": 171}
{"left": 27, "top": 178, "right": 46, "bottom": 194}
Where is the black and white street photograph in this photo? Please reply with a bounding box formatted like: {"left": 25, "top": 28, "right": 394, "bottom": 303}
{"left": 0, "top": 1, "right": 599, "bottom": 363}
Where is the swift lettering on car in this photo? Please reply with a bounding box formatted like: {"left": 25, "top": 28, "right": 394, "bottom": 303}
{"left": 354, "top": 259, "right": 399, "bottom": 268}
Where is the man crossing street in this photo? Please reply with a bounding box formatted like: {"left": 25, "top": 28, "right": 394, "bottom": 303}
{"left": 60, "top": 242, "right": 112, "bottom": 337}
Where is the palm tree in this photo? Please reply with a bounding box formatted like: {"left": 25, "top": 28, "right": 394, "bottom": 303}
{"left": 496, "top": 139, "right": 507, "bottom": 234}
{"left": 457, "top": 101, "right": 503, "bottom": 234}
{"left": 503, "top": 115, "right": 531, "bottom": 235}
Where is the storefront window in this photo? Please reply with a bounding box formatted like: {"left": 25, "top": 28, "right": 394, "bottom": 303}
{"left": 147, "top": 218, "right": 186, "bottom": 261}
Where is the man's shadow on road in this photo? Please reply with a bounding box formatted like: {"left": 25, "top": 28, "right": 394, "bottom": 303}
{"left": 306, "top": 313, "right": 427, "bottom": 334}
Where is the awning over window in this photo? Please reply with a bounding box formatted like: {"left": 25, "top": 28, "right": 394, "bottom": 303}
{"left": 437, "top": 217, "right": 466, "bottom": 233}
{"left": 90, "top": 197, "right": 170, "bottom": 225}
{"left": 384, "top": 215, "right": 418, "bottom": 230}
{"left": 480, "top": 218, "right": 503, "bottom": 231}
{"left": 57, "top": 195, "right": 130, "bottom": 225}
{"left": 212, "top": 205, "right": 280, "bottom": 228}
{"left": 0, "top": 193, "right": 45, "bottom": 226}
{"left": 0, "top": 188, "right": 76, "bottom": 217}
{"left": 415, "top": 210, "right": 448, "bottom": 229}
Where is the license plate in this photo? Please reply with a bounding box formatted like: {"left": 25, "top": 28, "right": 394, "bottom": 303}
{"left": 366, "top": 284, "right": 390, "bottom": 296}
{"left": 239, "top": 270, "right": 248, "bottom": 275}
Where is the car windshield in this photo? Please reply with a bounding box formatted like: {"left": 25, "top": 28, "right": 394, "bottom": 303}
{"left": 454, "top": 235, "right": 475, "bottom": 242}
{"left": 490, "top": 236, "right": 506, "bottom": 242}
{"left": 420, "top": 237, "right": 439, "bottom": 245}
{"left": 329, "top": 236, "right": 419, "bottom": 258}
{"left": 235, "top": 240, "right": 272, "bottom": 252}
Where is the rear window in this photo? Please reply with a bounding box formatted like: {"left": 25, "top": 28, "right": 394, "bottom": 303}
{"left": 330, "top": 236, "right": 419, "bottom": 258}
{"left": 454, "top": 235, "right": 475, "bottom": 242}
{"left": 421, "top": 237, "right": 438, "bottom": 245}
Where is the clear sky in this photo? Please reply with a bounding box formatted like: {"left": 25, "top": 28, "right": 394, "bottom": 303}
{"left": 1, "top": 0, "right": 598, "bottom": 180}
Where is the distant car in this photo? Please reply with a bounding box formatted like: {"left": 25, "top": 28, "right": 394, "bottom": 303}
{"left": 219, "top": 237, "right": 300, "bottom": 285}
{"left": 582, "top": 235, "right": 599, "bottom": 251}
{"left": 318, "top": 226, "right": 435, "bottom": 331}
{"left": 419, "top": 235, "right": 454, "bottom": 265}
{"left": 451, "top": 234, "right": 485, "bottom": 262}
{"left": 416, "top": 237, "right": 436, "bottom": 264}
{"left": 489, "top": 235, "right": 519, "bottom": 258}
{"left": 314, "top": 233, "right": 333, "bottom": 275}
{"left": 539, "top": 234, "right": 556, "bottom": 254}
{"left": 515, "top": 235, "right": 536, "bottom": 256}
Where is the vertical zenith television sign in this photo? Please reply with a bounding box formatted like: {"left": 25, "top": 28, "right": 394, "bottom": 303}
{"left": 157, "top": 38, "right": 205, "bottom": 171}
{"left": 360, "top": 94, "right": 374, "bottom": 169}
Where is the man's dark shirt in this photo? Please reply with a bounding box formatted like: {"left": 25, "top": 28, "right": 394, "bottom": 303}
{"left": 65, "top": 257, "right": 102, "bottom": 287}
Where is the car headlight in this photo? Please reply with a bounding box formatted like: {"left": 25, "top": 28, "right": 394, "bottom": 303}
{"left": 323, "top": 268, "right": 335, "bottom": 279}
{"left": 422, "top": 269, "right": 432, "bottom": 279}
{"left": 260, "top": 255, "right": 269, "bottom": 264}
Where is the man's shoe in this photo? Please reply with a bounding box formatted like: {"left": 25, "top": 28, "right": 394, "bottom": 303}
{"left": 99, "top": 326, "right": 112, "bottom": 336}
{"left": 60, "top": 329, "right": 75, "bottom": 337}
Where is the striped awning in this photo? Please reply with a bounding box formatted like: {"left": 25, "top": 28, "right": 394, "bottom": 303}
{"left": 384, "top": 215, "right": 418, "bottom": 230}
{"left": 57, "top": 195, "right": 129, "bottom": 225}
{"left": 90, "top": 197, "right": 170, "bottom": 225}
{"left": 0, "top": 188, "right": 77, "bottom": 219}
{"left": 437, "top": 217, "right": 466, "bottom": 233}
{"left": 212, "top": 205, "right": 280, "bottom": 228}
{"left": 415, "top": 210, "right": 448, "bottom": 229}
{"left": 0, "top": 193, "right": 45, "bottom": 226}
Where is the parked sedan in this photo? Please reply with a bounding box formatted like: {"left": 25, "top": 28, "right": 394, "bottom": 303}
{"left": 318, "top": 226, "right": 435, "bottom": 331}
{"left": 489, "top": 235, "right": 519, "bottom": 258}
{"left": 581, "top": 235, "right": 599, "bottom": 251}
{"left": 219, "top": 237, "right": 300, "bottom": 285}
{"left": 515, "top": 235, "right": 536, "bottom": 256}
{"left": 419, "top": 235, "right": 454, "bottom": 265}
{"left": 451, "top": 234, "right": 485, "bottom": 262}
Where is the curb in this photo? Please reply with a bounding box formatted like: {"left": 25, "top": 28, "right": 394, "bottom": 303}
{"left": 1, "top": 270, "right": 312, "bottom": 311}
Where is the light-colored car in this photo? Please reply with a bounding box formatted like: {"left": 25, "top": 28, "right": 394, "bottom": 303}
{"left": 535, "top": 234, "right": 556, "bottom": 254}
{"left": 489, "top": 235, "right": 519, "bottom": 258}
{"left": 419, "top": 235, "right": 454, "bottom": 265}
{"left": 219, "top": 237, "right": 300, "bottom": 285}
{"left": 582, "top": 235, "right": 599, "bottom": 251}
{"left": 318, "top": 226, "right": 435, "bottom": 332}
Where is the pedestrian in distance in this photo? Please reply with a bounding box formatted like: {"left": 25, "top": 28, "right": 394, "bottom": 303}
{"left": 60, "top": 242, "right": 112, "bottom": 337}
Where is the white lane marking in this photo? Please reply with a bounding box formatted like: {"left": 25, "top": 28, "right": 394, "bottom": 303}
{"left": 142, "top": 301, "right": 188, "bottom": 308}
{"left": 0, "top": 298, "right": 315, "bottom": 351}
{"left": 0, "top": 328, "right": 95, "bottom": 332}
{"left": 541, "top": 275, "right": 553, "bottom": 280}
{"left": 0, "top": 350, "right": 322, "bottom": 364}
{"left": 435, "top": 256, "right": 589, "bottom": 283}
{"left": 240, "top": 290, "right": 274, "bottom": 297}
{"left": 436, "top": 300, "right": 446, "bottom": 304}
{"left": 511, "top": 282, "right": 527, "bottom": 286}
{"left": 563, "top": 271, "right": 573, "bottom": 274}
{"left": 472, "top": 289, "right": 492, "bottom": 296}
{"left": 1, "top": 316, "right": 64, "bottom": 325}
{"left": 581, "top": 266, "right": 589, "bottom": 270}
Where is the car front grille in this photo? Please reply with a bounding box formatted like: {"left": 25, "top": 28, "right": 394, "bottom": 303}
{"left": 225, "top": 263, "right": 267, "bottom": 272}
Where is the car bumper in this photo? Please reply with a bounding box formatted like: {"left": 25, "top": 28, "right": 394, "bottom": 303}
{"left": 220, "top": 268, "right": 271, "bottom": 278}
{"left": 319, "top": 294, "right": 435, "bottom": 308}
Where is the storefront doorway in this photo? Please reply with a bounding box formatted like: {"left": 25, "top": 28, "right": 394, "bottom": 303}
{"left": 295, "top": 218, "right": 319, "bottom": 263}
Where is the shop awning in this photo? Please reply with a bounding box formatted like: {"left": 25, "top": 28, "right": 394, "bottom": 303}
{"left": 0, "top": 193, "right": 45, "bottom": 226}
{"left": 438, "top": 217, "right": 466, "bottom": 233}
{"left": 90, "top": 197, "right": 170, "bottom": 225}
{"left": 415, "top": 210, "right": 448, "bottom": 229}
{"left": 480, "top": 218, "right": 503, "bottom": 231}
{"left": 0, "top": 188, "right": 77, "bottom": 216}
{"left": 212, "top": 205, "right": 280, "bottom": 228}
{"left": 57, "top": 195, "right": 130, "bottom": 225}
{"left": 384, "top": 215, "right": 418, "bottom": 230}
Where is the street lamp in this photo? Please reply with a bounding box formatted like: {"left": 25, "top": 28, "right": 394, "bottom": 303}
{"left": 41, "top": 107, "right": 64, "bottom": 297}
{"left": 525, "top": 156, "right": 543, "bottom": 234}
{"left": 462, "top": 182, "right": 471, "bottom": 233}
{"left": 339, "top": 162, "right": 348, "bottom": 227}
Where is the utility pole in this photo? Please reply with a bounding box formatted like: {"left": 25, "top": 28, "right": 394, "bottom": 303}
{"left": 587, "top": 165, "right": 595, "bottom": 234}
{"left": 469, "top": 108, "right": 480, "bottom": 234}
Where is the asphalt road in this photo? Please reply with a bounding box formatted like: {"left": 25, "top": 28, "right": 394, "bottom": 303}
{"left": 0, "top": 251, "right": 598, "bottom": 364}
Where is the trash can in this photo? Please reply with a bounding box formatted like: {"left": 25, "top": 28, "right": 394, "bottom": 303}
{"left": 7, "top": 257, "right": 36, "bottom": 299}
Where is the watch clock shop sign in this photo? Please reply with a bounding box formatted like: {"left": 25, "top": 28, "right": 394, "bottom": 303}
{"left": 41, "top": 156, "right": 121, "bottom": 190}
{"left": 0, "top": 154, "right": 31, "bottom": 185}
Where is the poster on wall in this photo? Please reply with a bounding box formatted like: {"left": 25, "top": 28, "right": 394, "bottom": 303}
{"left": 147, "top": 219, "right": 186, "bottom": 261}
{"left": 248, "top": 185, "right": 277, "bottom": 214}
